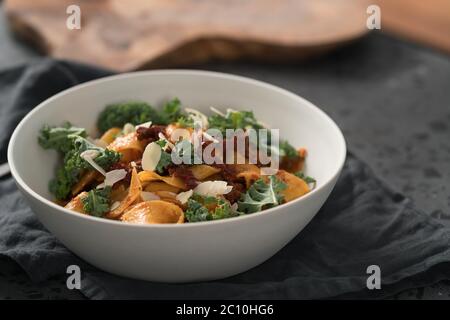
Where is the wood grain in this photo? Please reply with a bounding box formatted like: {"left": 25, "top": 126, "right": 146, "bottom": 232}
{"left": 4, "top": 0, "right": 370, "bottom": 71}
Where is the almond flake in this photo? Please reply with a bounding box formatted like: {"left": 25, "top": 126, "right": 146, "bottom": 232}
{"left": 176, "top": 189, "right": 193, "bottom": 204}
{"left": 135, "top": 121, "right": 152, "bottom": 129}
{"left": 104, "top": 169, "right": 127, "bottom": 186}
{"left": 194, "top": 181, "right": 233, "bottom": 197}
{"left": 142, "top": 142, "right": 161, "bottom": 172}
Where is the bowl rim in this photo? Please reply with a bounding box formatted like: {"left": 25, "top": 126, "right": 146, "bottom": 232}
{"left": 7, "top": 69, "right": 346, "bottom": 229}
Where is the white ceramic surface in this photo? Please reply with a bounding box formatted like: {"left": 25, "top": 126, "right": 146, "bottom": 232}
{"left": 7, "top": 70, "right": 346, "bottom": 283}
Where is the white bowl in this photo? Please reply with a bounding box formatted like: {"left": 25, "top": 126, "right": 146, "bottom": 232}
{"left": 8, "top": 70, "right": 346, "bottom": 283}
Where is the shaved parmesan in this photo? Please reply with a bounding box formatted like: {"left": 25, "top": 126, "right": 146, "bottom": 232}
{"left": 111, "top": 201, "right": 121, "bottom": 211}
{"left": 96, "top": 169, "right": 127, "bottom": 189}
{"left": 141, "top": 191, "right": 160, "bottom": 201}
{"left": 80, "top": 150, "right": 106, "bottom": 176}
{"left": 194, "top": 181, "right": 233, "bottom": 197}
{"left": 104, "top": 169, "right": 127, "bottom": 186}
{"left": 142, "top": 142, "right": 161, "bottom": 172}
{"left": 185, "top": 108, "right": 208, "bottom": 129}
{"left": 210, "top": 106, "right": 225, "bottom": 117}
{"left": 136, "top": 121, "right": 152, "bottom": 129}
{"left": 123, "top": 123, "right": 135, "bottom": 134}
{"left": 176, "top": 189, "right": 193, "bottom": 204}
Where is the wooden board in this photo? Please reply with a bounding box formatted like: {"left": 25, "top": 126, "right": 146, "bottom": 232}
{"left": 376, "top": 0, "right": 450, "bottom": 54}
{"left": 4, "top": 0, "right": 370, "bottom": 71}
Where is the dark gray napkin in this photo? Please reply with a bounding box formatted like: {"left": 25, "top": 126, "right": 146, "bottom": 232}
{"left": 1, "top": 59, "right": 450, "bottom": 299}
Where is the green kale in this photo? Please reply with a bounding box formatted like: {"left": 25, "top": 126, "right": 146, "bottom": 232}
{"left": 185, "top": 198, "right": 211, "bottom": 222}
{"left": 49, "top": 164, "right": 79, "bottom": 201}
{"left": 158, "top": 98, "right": 183, "bottom": 124}
{"left": 71, "top": 137, "right": 121, "bottom": 170}
{"left": 159, "top": 98, "right": 195, "bottom": 128}
{"left": 81, "top": 186, "right": 112, "bottom": 217}
{"left": 176, "top": 115, "right": 195, "bottom": 128}
{"left": 279, "top": 140, "right": 298, "bottom": 159}
{"left": 97, "top": 98, "right": 191, "bottom": 132}
{"left": 238, "top": 176, "right": 287, "bottom": 214}
{"left": 80, "top": 138, "right": 121, "bottom": 168}
{"left": 185, "top": 194, "right": 237, "bottom": 222}
{"left": 153, "top": 140, "right": 173, "bottom": 173}
{"left": 295, "top": 171, "right": 317, "bottom": 189}
{"left": 97, "top": 101, "right": 162, "bottom": 133}
{"left": 208, "top": 110, "right": 263, "bottom": 134}
{"left": 48, "top": 136, "right": 121, "bottom": 200}
{"left": 212, "top": 198, "right": 238, "bottom": 220}
{"left": 156, "top": 151, "right": 173, "bottom": 174}
{"left": 38, "top": 122, "right": 86, "bottom": 153}
{"left": 155, "top": 139, "right": 167, "bottom": 148}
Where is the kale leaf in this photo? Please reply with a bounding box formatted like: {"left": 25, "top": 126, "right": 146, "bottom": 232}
{"left": 153, "top": 140, "right": 173, "bottom": 173}
{"left": 295, "top": 171, "right": 317, "bottom": 188}
{"left": 38, "top": 122, "right": 86, "bottom": 153}
{"left": 185, "top": 198, "right": 211, "bottom": 222}
{"left": 208, "top": 110, "right": 263, "bottom": 134}
{"left": 185, "top": 194, "right": 237, "bottom": 222}
{"left": 81, "top": 186, "right": 112, "bottom": 217}
{"left": 156, "top": 151, "right": 173, "bottom": 174}
{"left": 158, "top": 98, "right": 183, "bottom": 124}
{"left": 49, "top": 164, "right": 79, "bottom": 201}
{"left": 279, "top": 140, "right": 299, "bottom": 159}
{"left": 97, "top": 98, "right": 192, "bottom": 132}
{"left": 238, "top": 175, "right": 287, "bottom": 214}
{"left": 72, "top": 137, "right": 121, "bottom": 170}
{"left": 47, "top": 136, "right": 120, "bottom": 200}
{"left": 176, "top": 115, "right": 195, "bottom": 128}
{"left": 97, "top": 101, "right": 162, "bottom": 133}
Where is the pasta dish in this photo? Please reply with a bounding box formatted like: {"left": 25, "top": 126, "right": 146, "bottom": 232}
{"left": 38, "top": 99, "right": 315, "bottom": 224}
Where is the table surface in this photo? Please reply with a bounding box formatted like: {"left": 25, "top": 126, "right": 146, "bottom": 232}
{"left": 0, "top": 4, "right": 450, "bottom": 300}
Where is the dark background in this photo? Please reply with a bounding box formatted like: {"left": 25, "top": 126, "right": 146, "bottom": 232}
{"left": 0, "top": 3, "right": 449, "bottom": 299}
